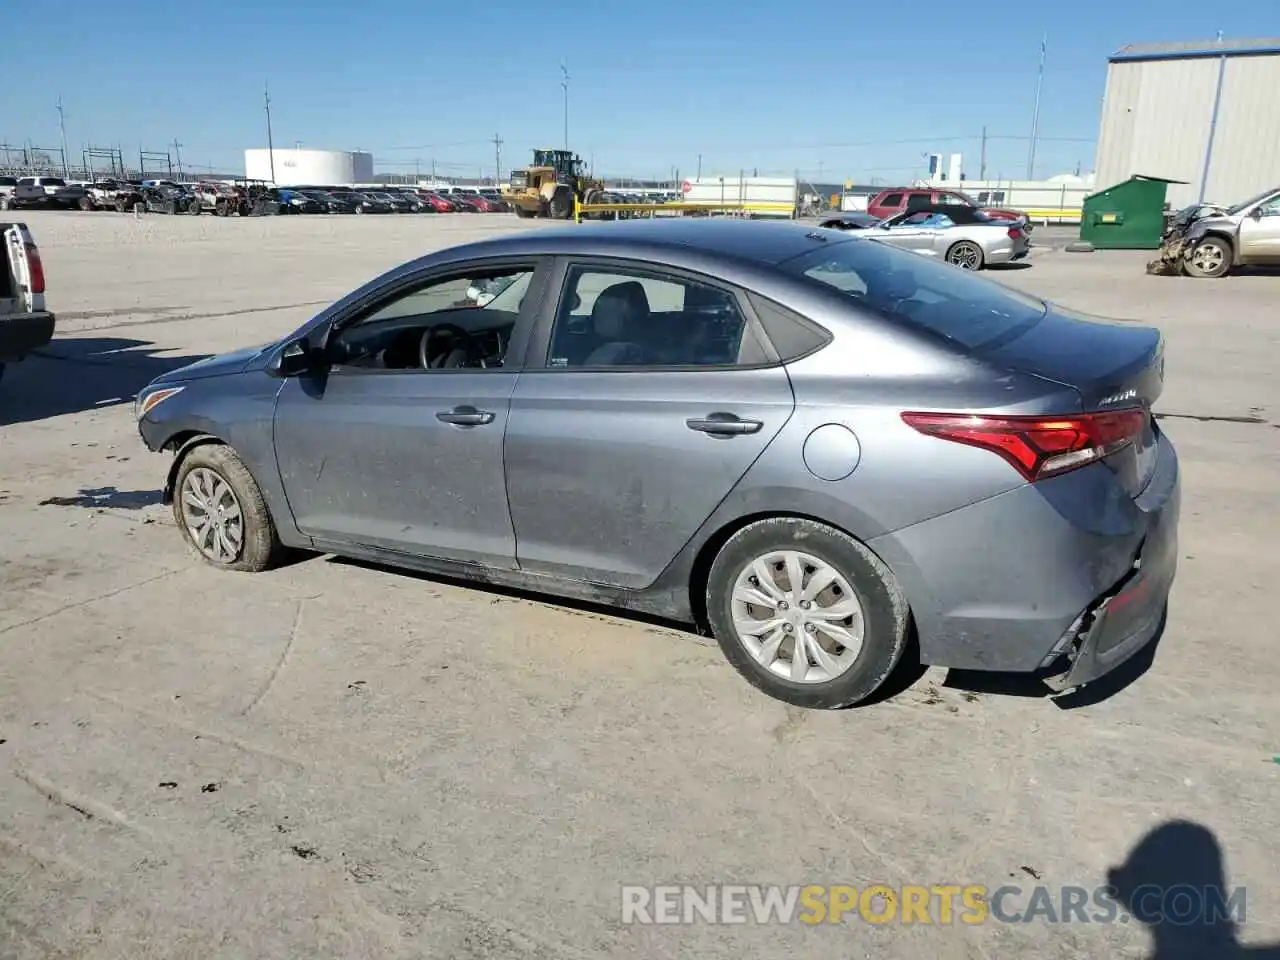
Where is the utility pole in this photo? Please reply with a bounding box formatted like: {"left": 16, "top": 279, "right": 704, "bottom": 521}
{"left": 56, "top": 96, "right": 69, "bottom": 177}
{"left": 492, "top": 133, "right": 503, "bottom": 183}
{"left": 697, "top": 154, "right": 702, "bottom": 179}
{"left": 560, "top": 61, "right": 570, "bottom": 150}
{"left": 1026, "top": 35, "right": 1047, "bottom": 179}
{"left": 979, "top": 126, "right": 988, "bottom": 180}
{"left": 263, "top": 83, "right": 276, "bottom": 183}
{"left": 172, "top": 138, "right": 184, "bottom": 179}
{"left": 414, "top": 158, "right": 421, "bottom": 179}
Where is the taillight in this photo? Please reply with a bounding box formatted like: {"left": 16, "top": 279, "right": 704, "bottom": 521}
{"left": 1007, "top": 227, "right": 1022, "bottom": 239}
{"left": 901, "top": 408, "right": 1147, "bottom": 482}
{"left": 24, "top": 243, "right": 45, "bottom": 294}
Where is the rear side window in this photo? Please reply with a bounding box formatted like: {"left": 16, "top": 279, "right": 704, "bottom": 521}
{"left": 877, "top": 192, "right": 903, "bottom": 208}
{"left": 779, "top": 238, "right": 1046, "bottom": 352}
{"left": 549, "top": 266, "right": 763, "bottom": 368}
{"left": 748, "top": 293, "right": 832, "bottom": 361}
{"left": 906, "top": 193, "right": 933, "bottom": 211}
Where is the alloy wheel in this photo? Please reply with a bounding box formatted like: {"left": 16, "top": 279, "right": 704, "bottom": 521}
{"left": 948, "top": 242, "right": 981, "bottom": 269}
{"left": 730, "top": 550, "right": 865, "bottom": 684}
{"left": 180, "top": 467, "right": 244, "bottom": 564}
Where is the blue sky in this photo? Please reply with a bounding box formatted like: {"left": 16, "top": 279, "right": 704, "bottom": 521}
{"left": 4, "top": 1, "right": 1277, "bottom": 183}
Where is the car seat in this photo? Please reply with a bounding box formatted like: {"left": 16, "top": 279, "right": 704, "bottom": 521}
{"left": 581, "top": 281, "right": 651, "bottom": 366}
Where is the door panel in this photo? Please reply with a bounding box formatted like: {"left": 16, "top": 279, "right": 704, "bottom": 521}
{"left": 274, "top": 371, "right": 519, "bottom": 566}
{"left": 1238, "top": 196, "right": 1280, "bottom": 260}
{"left": 504, "top": 367, "right": 794, "bottom": 588}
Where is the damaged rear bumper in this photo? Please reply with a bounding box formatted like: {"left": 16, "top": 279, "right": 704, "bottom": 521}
{"left": 1042, "top": 472, "right": 1180, "bottom": 692}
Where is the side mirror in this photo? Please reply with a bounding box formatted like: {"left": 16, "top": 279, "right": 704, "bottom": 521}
{"left": 1250, "top": 206, "right": 1264, "bottom": 220}
{"left": 268, "top": 337, "right": 316, "bottom": 378}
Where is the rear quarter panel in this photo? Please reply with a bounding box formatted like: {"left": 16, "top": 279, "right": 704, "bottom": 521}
{"left": 720, "top": 300, "right": 1078, "bottom": 540}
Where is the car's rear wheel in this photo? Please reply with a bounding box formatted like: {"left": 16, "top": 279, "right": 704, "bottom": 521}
{"left": 705, "top": 518, "right": 909, "bottom": 709}
{"left": 945, "top": 240, "right": 984, "bottom": 270}
{"left": 1184, "top": 236, "right": 1232, "bottom": 278}
{"left": 173, "top": 444, "right": 284, "bottom": 573}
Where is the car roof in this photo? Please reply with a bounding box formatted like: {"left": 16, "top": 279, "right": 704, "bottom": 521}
{"left": 422, "top": 219, "right": 842, "bottom": 273}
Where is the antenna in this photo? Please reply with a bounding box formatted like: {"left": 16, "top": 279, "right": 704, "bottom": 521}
{"left": 492, "top": 133, "right": 503, "bottom": 184}
{"left": 560, "top": 61, "right": 570, "bottom": 151}
{"left": 264, "top": 83, "right": 276, "bottom": 183}
{"left": 56, "top": 95, "right": 70, "bottom": 177}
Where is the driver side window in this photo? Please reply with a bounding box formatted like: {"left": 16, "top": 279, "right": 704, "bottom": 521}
{"left": 330, "top": 266, "right": 535, "bottom": 373}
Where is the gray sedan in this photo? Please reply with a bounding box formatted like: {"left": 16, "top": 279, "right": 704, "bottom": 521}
{"left": 135, "top": 219, "right": 1178, "bottom": 709}
{"left": 860, "top": 204, "right": 1031, "bottom": 269}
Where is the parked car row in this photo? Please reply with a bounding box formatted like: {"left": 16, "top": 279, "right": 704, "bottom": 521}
{"left": 241, "top": 184, "right": 511, "bottom": 215}
{"left": 0, "top": 175, "right": 513, "bottom": 217}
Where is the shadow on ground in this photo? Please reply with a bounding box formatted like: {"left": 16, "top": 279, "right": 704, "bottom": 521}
{"left": 0, "top": 338, "right": 208, "bottom": 426}
{"left": 38, "top": 487, "right": 164, "bottom": 510}
{"left": 1107, "top": 821, "right": 1280, "bottom": 959}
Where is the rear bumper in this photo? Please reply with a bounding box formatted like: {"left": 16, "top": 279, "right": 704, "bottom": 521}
{"left": 0, "top": 311, "right": 56, "bottom": 362}
{"left": 869, "top": 430, "right": 1180, "bottom": 676}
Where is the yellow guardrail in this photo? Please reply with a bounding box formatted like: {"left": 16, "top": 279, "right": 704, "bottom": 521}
{"left": 573, "top": 198, "right": 796, "bottom": 223}
{"left": 1022, "top": 208, "right": 1082, "bottom": 222}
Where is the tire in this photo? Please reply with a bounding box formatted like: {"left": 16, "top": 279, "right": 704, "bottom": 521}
{"left": 705, "top": 518, "right": 910, "bottom": 709}
{"left": 945, "top": 240, "right": 984, "bottom": 270}
{"left": 79, "top": 196, "right": 94, "bottom": 211}
{"left": 0, "top": 197, "right": 11, "bottom": 211}
{"left": 549, "top": 186, "right": 574, "bottom": 220}
{"left": 188, "top": 199, "right": 201, "bottom": 215}
{"left": 172, "top": 444, "right": 284, "bottom": 573}
{"left": 1183, "top": 236, "right": 1232, "bottom": 279}
{"left": 513, "top": 205, "right": 532, "bottom": 219}
{"left": 164, "top": 200, "right": 177, "bottom": 216}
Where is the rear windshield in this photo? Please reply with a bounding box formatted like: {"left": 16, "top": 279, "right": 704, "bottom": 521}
{"left": 41, "top": 177, "right": 66, "bottom": 186}
{"left": 780, "top": 237, "right": 1046, "bottom": 351}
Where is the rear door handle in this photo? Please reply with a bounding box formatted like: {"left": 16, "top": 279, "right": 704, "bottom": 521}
{"left": 436, "top": 405, "right": 495, "bottom": 426}
{"left": 686, "top": 414, "right": 763, "bottom": 436}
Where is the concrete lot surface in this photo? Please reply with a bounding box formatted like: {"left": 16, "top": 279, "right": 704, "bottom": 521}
{"left": 2, "top": 211, "right": 1278, "bottom": 959}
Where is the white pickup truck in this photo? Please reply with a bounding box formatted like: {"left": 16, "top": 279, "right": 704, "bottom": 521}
{"left": 1, "top": 176, "right": 87, "bottom": 210}
{"left": 0, "top": 222, "right": 53, "bottom": 387}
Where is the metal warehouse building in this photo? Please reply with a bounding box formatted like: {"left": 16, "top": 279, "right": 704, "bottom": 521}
{"left": 243, "top": 148, "right": 374, "bottom": 186}
{"left": 1094, "top": 37, "right": 1280, "bottom": 208}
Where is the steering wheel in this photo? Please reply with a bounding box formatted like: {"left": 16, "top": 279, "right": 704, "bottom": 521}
{"left": 418, "top": 322, "right": 482, "bottom": 370}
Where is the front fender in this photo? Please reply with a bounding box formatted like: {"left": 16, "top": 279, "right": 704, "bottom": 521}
{"left": 162, "top": 433, "right": 222, "bottom": 504}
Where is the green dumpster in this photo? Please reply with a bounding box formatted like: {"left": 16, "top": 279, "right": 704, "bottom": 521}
{"left": 1078, "top": 175, "right": 1188, "bottom": 250}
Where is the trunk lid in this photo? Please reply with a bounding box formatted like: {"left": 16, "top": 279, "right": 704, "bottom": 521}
{"left": 987, "top": 306, "right": 1164, "bottom": 496}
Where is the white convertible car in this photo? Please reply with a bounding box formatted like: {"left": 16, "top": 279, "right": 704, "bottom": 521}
{"left": 821, "top": 204, "right": 1031, "bottom": 271}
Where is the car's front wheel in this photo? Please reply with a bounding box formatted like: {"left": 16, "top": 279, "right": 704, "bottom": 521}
{"left": 705, "top": 518, "right": 909, "bottom": 709}
{"left": 1184, "top": 236, "right": 1232, "bottom": 278}
{"left": 173, "top": 444, "right": 284, "bottom": 572}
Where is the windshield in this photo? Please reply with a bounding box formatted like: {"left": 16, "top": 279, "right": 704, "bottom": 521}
{"left": 780, "top": 237, "right": 1046, "bottom": 351}
{"left": 1226, "top": 187, "right": 1280, "bottom": 216}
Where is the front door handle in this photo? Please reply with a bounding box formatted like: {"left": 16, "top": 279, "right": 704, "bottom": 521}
{"left": 436, "top": 405, "right": 495, "bottom": 426}
{"left": 686, "top": 414, "right": 763, "bottom": 436}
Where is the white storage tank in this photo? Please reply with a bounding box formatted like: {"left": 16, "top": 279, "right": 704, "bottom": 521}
{"left": 243, "top": 148, "right": 374, "bottom": 185}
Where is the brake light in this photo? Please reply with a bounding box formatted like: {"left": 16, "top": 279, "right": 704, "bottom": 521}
{"left": 1008, "top": 227, "right": 1022, "bottom": 239}
{"left": 901, "top": 408, "right": 1147, "bottom": 482}
{"left": 24, "top": 243, "right": 45, "bottom": 294}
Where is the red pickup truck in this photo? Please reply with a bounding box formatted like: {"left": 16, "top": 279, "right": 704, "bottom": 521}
{"left": 866, "top": 187, "right": 1028, "bottom": 226}
{"left": 0, "top": 222, "right": 53, "bottom": 387}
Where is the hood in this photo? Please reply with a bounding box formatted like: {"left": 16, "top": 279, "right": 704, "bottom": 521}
{"left": 157, "top": 343, "right": 273, "bottom": 383}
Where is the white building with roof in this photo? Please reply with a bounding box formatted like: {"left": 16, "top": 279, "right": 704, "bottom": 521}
{"left": 1094, "top": 37, "right": 1280, "bottom": 207}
